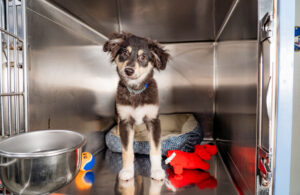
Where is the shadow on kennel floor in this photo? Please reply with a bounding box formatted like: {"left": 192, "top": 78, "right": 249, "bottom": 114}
{"left": 55, "top": 148, "right": 239, "bottom": 195}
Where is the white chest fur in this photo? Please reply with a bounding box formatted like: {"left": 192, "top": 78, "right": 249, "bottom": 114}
{"left": 117, "top": 104, "right": 159, "bottom": 125}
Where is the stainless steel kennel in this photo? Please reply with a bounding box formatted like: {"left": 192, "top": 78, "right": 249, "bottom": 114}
{"left": 0, "top": 0, "right": 297, "bottom": 194}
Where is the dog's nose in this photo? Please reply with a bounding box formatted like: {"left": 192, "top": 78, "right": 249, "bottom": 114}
{"left": 125, "top": 68, "right": 134, "bottom": 76}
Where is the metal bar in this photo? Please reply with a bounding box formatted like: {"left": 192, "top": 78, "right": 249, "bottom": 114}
{"left": 21, "top": 0, "right": 28, "bottom": 132}
{"left": 0, "top": 92, "right": 23, "bottom": 96}
{"left": 0, "top": 0, "right": 4, "bottom": 136}
{"left": 0, "top": 27, "right": 23, "bottom": 42}
{"left": 214, "top": 0, "right": 239, "bottom": 41}
{"left": 12, "top": 0, "right": 19, "bottom": 134}
{"left": 6, "top": 0, "right": 12, "bottom": 136}
{"left": 2, "top": 61, "right": 22, "bottom": 67}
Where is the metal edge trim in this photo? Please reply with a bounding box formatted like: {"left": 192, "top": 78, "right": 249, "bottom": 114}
{"left": 0, "top": 130, "right": 87, "bottom": 158}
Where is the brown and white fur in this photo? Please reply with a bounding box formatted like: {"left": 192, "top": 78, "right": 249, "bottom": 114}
{"left": 103, "top": 32, "right": 169, "bottom": 181}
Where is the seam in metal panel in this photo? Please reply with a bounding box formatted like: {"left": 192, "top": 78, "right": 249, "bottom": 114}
{"left": 213, "top": 0, "right": 216, "bottom": 39}
{"left": 215, "top": 0, "right": 240, "bottom": 42}
{"left": 116, "top": 0, "right": 122, "bottom": 33}
{"left": 22, "top": 0, "right": 28, "bottom": 132}
{"left": 213, "top": 42, "right": 216, "bottom": 118}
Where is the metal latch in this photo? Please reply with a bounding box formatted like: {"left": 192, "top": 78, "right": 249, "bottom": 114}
{"left": 258, "top": 148, "right": 272, "bottom": 187}
{"left": 260, "top": 13, "right": 273, "bottom": 42}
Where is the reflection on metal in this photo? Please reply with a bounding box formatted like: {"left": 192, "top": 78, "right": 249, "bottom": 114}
{"left": 57, "top": 150, "right": 239, "bottom": 194}
{"left": 158, "top": 43, "right": 214, "bottom": 114}
{"left": 215, "top": 0, "right": 239, "bottom": 41}
{"left": 215, "top": 40, "right": 258, "bottom": 194}
{"left": 0, "top": 0, "right": 27, "bottom": 137}
{"left": 258, "top": 147, "right": 272, "bottom": 188}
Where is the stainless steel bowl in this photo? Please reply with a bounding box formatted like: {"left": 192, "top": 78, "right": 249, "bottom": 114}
{"left": 0, "top": 130, "right": 86, "bottom": 195}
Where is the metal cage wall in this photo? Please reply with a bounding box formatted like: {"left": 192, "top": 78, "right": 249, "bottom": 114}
{"left": 0, "top": 0, "right": 27, "bottom": 138}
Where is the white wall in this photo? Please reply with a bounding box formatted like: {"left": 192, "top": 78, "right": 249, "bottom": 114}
{"left": 290, "top": 1, "right": 300, "bottom": 194}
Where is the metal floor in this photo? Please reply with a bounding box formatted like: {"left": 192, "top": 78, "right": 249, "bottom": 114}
{"left": 56, "top": 149, "right": 239, "bottom": 195}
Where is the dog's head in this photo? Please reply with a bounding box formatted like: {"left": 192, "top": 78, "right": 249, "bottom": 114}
{"left": 103, "top": 32, "right": 169, "bottom": 86}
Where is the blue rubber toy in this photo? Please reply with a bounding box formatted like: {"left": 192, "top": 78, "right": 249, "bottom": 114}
{"left": 80, "top": 152, "right": 95, "bottom": 171}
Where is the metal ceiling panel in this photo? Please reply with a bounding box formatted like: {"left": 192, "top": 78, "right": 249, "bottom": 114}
{"left": 48, "top": 0, "right": 119, "bottom": 37}
{"left": 47, "top": 0, "right": 215, "bottom": 42}
{"left": 46, "top": 0, "right": 258, "bottom": 42}
{"left": 118, "top": 0, "right": 214, "bottom": 42}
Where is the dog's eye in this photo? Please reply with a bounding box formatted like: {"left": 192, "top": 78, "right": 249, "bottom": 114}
{"left": 138, "top": 55, "right": 146, "bottom": 63}
{"left": 121, "top": 50, "right": 130, "bottom": 58}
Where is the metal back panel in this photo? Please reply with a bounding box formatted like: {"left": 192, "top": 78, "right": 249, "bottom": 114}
{"left": 27, "top": 0, "right": 214, "bottom": 134}
{"left": 215, "top": 41, "right": 258, "bottom": 195}
{"left": 27, "top": 0, "right": 113, "bottom": 133}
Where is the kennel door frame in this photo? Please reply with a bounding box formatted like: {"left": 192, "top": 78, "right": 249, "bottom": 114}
{"left": 272, "top": 0, "right": 295, "bottom": 194}
{"left": 0, "top": 0, "right": 28, "bottom": 138}
{"left": 258, "top": 0, "right": 295, "bottom": 194}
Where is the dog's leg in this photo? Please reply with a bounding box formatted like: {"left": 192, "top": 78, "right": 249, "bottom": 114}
{"left": 145, "top": 118, "right": 165, "bottom": 180}
{"left": 119, "top": 119, "right": 135, "bottom": 180}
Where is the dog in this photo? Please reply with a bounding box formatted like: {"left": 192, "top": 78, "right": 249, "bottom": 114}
{"left": 103, "top": 32, "right": 169, "bottom": 181}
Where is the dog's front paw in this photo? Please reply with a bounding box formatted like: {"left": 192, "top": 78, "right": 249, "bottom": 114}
{"left": 151, "top": 168, "right": 166, "bottom": 181}
{"left": 119, "top": 166, "right": 134, "bottom": 181}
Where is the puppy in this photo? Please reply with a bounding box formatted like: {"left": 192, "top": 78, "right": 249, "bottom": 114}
{"left": 103, "top": 32, "right": 169, "bottom": 181}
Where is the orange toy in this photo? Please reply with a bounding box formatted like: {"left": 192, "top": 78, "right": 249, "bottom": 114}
{"left": 165, "top": 144, "right": 217, "bottom": 175}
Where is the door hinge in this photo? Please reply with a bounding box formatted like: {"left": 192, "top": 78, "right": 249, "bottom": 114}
{"left": 260, "top": 13, "right": 273, "bottom": 42}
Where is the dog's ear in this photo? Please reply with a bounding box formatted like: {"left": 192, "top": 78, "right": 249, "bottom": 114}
{"left": 148, "top": 39, "right": 169, "bottom": 70}
{"left": 103, "top": 32, "right": 130, "bottom": 62}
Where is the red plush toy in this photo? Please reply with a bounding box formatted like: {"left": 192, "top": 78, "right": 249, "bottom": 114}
{"left": 166, "top": 168, "right": 217, "bottom": 191}
{"left": 165, "top": 144, "right": 217, "bottom": 175}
